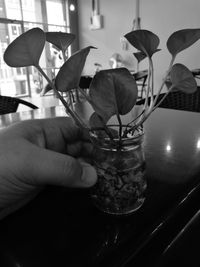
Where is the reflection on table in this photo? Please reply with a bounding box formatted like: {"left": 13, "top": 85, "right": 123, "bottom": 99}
{"left": 0, "top": 105, "right": 67, "bottom": 129}
{"left": 0, "top": 101, "right": 95, "bottom": 129}
{"left": 0, "top": 103, "right": 200, "bottom": 266}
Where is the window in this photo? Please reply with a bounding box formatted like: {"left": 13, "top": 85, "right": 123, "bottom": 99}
{"left": 0, "top": 0, "right": 76, "bottom": 98}
{"left": 11, "top": 25, "right": 17, "bottom": 35}
{"left": 46, "top": 0, "right": 65, "bottom": 25}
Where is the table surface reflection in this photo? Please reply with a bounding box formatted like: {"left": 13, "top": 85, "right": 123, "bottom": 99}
{"left": 1, "top": 103, "right": 200, "bottom": 266}
{"left": 0, "top": 105, "right": 67, "bottom": 129}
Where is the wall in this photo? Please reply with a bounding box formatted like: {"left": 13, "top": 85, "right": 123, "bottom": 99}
{"left": 77, "top": 0, "right": 136, "bottom": 75}
{"left": 77, "top": 0, "right": 200, "bottom": 90}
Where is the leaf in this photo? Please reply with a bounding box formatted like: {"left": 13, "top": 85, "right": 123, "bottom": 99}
{"left": 133, "top": 49, "right": 161, "bottom": 63}
{"left": 124, "top": 30, "right": 160, "bottom": 58}
{"left": 45, "top": 31, "right": 75, "bottom": 51}
{"left": 89, "top": 112, "right": 102, "bottom": 131}
{"left": 89, "top": 112, "right": 119, "bottom": 138}
{"left": 55, "top": 46, "right": 96, "bottom": 92}
{"left": 41, "top": 79, "right": 55, "bottom": 95}
{"left": 133, "top": 51, "right": 147, "bottom": 63}
{"left": 89, "top": 68, "right": 138, "bottom": 121}
{"left": 167, "top": 29, "right": 200, "bottom": 57}
{"left": 4, "top": 28, "right": 45, "bottom": 67}
{"left": 89, "top": 112, "right": 108, "bottom": 128}
{"left": 170, "top": 63, "right": 197, "bottom": 93}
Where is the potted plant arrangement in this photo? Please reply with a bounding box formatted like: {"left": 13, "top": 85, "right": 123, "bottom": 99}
{"left": 3, "top": 27, "right": 200, "bottom": 215}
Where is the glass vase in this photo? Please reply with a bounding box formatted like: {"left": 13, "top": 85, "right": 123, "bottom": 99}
{"left": 90, "top": 127, "right": 146, "bottom": 216}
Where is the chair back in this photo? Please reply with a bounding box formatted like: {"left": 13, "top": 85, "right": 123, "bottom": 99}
{"left": 136, "top": 88, "right": 200, "bottom": 113}
{"left": 79, "top": 76, "right": 92, "bottom": 89}
{"left": 0, "top": 96, "right": 38, "bottom": 115}
{"left": 132, "top": 70, "right": 148, "bottom": 99}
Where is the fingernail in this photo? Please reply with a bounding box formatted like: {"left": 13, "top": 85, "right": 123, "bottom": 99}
{"left": 80, "top": 161, "right": 97, "bottom": 186}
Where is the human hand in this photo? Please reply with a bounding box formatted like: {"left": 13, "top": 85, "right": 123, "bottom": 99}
{"left": 0, "top": 117, "right": 97, "bottom": 219}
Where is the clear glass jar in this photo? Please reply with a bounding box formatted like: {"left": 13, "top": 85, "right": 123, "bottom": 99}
{"left": 90, "top": 128, "right": 146, "bottom": 215}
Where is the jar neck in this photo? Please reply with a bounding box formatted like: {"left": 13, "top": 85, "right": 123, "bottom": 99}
{"left": 90, "top": 127, "right": 144, "bottom": 151}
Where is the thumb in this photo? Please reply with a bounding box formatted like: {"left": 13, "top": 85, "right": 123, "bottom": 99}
{"left": 22, "top": 145, "right": 97, "bottom": 188}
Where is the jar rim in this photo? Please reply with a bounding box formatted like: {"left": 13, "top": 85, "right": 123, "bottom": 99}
{"left": 90, "top": 125, "right": 144, "bottom": 140}
{"left": 89, "top": 125, "right": 144, "bottom": 149}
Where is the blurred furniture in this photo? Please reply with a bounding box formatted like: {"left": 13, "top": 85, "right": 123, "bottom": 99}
{"left": 42, "top": 76, "right": 93, "bottom": 104}
{"left": 72, "top": 75, "right": 93, "bottom": 102}
{"left": 191, "top": 68, "right": 200, "bottom": 80}
{"left": 132, "top": 69, "right": 148, "bottom": 99}
{"left": 79, "top": 75, "right": 92, "bottom": 89}
{"left": 165, "top": 68, "right": 200, "bottom": 89}
{"left": 1, "top": 104, "right": 200, "bottom": 266}
{"left": 0, "top": 95, "right": 38, "bottom": 115}
{"left": 136, "top": 88, "right": 200, "bottom": 112}
{"left": 109, "top": 53, "right": 123, "bottom": 69}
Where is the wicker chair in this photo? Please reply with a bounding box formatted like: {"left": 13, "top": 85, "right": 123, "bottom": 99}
{"left": 79, "top": 76, "right": 92, "bottom": 89}
{"left": 0, "top": 96, "right": 38, "bottom": 115}
{"left": 136, "top": 88, "right": 200, "bottom": 112}
{"left": 72, "top": 76, "right": 93, "bottom": 102}
{"left": 132, "top": 70, "right": 148, "bottom": 99}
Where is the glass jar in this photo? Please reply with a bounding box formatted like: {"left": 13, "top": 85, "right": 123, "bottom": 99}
{"left": 90, "top": 127, "right": 146, "bottom": 215}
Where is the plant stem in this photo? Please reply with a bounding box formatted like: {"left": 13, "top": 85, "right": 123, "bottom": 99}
{"left": 152, "top": 56, "right": 175, "bottom": 107}
{"left": 152, "top": 84, "right": 175, "bottom": 111}
{"left": 61, "top": 49, "right": 74, "bottom": 107}
{"left": 78, "top": 86, "right": 116, "bottom": 140}
{"left": 131, "top": 56, "right": 175, "bottom": 132}
{"left": 149, "top": 58, "right": 154, "bottom": 110}
{"left": 78, "top": 86, "right": 91, "bottom": 102}
{"left": 61, "top": 49, "right": 67, "bottom": 62}
{"left": 144, "top": 63, "right": 152, "bottom": 110}
{"left": 116, "top": 113, "right": 122, "bottom": 141}
{"left": 123, "top": 109, "right": 145, "bottom": 136}
{"left": 132, "top": 57, "right": 153, "bottom": 130}
{"left": 36, "top": 65, "right": 88, "bottom": 129}
{"left": 98, "top": 116, "right": 116, "bottom": 141}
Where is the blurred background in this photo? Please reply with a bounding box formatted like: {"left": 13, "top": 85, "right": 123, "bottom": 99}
{"left": 0, "top": 0, "right": 199, "bottom": 109}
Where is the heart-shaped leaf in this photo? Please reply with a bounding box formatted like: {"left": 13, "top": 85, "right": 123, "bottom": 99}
{"left": 89, "top": 112, "right": 108, "bottom": 128}
{"left": 41, "top": 79, "right": 55, "bottom": 95}
{"left": 133, "top": 51, "right": 147, "bottom": 63}
{"left": 89, "top": 68, "right": 138, "bottom": 121}
{"left": 170, "top": 63, "right": 197, "bottom": 93}
{"left": 133, "top": 49, "right": 161, "bottom": 63}
{"left": 45, "top": 32, "right": 75, "bottom": 51}
{"left": 55, "top": 46, "right": 96, "bottom": 92}
{"left": 124, "top": 30, "right": 160, "bottom": 58}
{"left": 167, "top": 29, "right": 200, "bottom": 57}
{"left": 4, "top": 28, "right": 45, "bottom": 67}
{"left": 89, "top": 112, "right": 119, "bottom": 138}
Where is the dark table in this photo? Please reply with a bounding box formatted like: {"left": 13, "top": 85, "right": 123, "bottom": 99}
{"left": 0, "top": 104, "right": 200, "bottom": 267}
